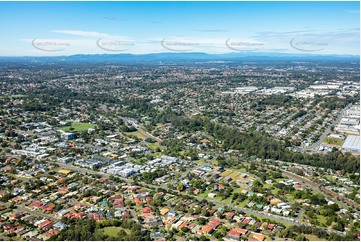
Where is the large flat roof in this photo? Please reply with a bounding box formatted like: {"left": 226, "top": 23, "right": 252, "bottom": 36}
{"left": 342, "top": 135, "right": 360, "bottom": 152}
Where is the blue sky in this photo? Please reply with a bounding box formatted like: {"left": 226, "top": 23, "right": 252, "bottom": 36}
{"left": 0, "top": 1, "right": 359, "bottom": 56}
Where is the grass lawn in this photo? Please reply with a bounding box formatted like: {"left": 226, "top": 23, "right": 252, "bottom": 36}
{"left": 14, "top": 175, "right": 30, "bottom": 181}
{"left": 102, "top": 227, "right": 128, "bottom": 237}
{"left": 11, "top": 94, "right": 28, "bottom": 98}
{"left": 195, "top": 159, "right": 207, "bottom": 164}
{"left": 228, "top": 171, "right": 241, "bottom": 180}
{"left": 285, "top": 194, "right": 295, "bottom": 203}
{"left": 305, "top": 234, "right": 326, "bottom": 241}
{"left": 270, "top": 187, "right": 280, "bottom": 195}
{"left": 238, "top": 199, "right": 250, "bottom": 208}
{"left": 174, "top": 236, "right": 187, "bottom": 240}
{"left": 245, "top": 213, "right": 294, "bottom": 227}
{"left": 263, "top": 184, "right": 273, "bottom": 189}
{"left": 236, "top": 168, "right": 247, "bottom": 173}
{"left": 221, "top": 170, "right": 232, "bottom": 177}
{"left": 1, "top": 94, "right": 27, "bottom": 99}
{"left": 222, "top": 197, "right": 233, "bottom": 204}
{"left": 146, "top": 143, "right": 162, "bottom": 150}
{"left": 322, "top": 136, "right": 344, "bottom": 146}
{"left": 199, "top": 190, "right": 211, "bottom": 198}
{"left": 233, "top": 188, "right": 243, "bottom": 193}
{"left": 316, "top": 215, "right": 328, "bottom": 226}
{"left": 60, "top": 122, "right": 97, "bottom": 132}
{"left": 124, "top": 130, "right": 147, "bottom": 139}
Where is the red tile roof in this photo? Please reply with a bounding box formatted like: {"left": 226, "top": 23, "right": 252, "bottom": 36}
{"left": 30, "top": 201, "right": 44, "bottom": 208}
{"left": 114, "top": 199, "right": 124, "bottom": 205}
{"left": 142, "top": 206, "right": 152, "bottom": 216}
{"left": 38, "top": 220, "right": 54, "bottom": 230}
{"left": 198, "top": 225, "right": 214, "bottom": 235}
{"left": 178, "top": 221, "right": 188, "bottom": 229}
{"left": 242, "top": 218, "right": 251, "bottom": 225}
{"left": 268, "top": 224, "right": 275, "bottom": 230}
{"left": 227, "top": 228, "right": 248, "bottom": 239}
{"left": 44, "top": 229, "right": 60, "bottom": 238}
{"left": 208, "top": 218, "right": 221, "bottom": 230}
{"left": 109, "top": 195, "right": 122, "bottom": 201}
{"left": 44, "top": 204, "right": 56, "bottom": 211}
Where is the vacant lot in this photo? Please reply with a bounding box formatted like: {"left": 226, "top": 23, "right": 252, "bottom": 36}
{"left": 228, "top": 171, "right": 241, "bottom": 180}
{"left": 322, "top": 136, "right": 344, "bottom": 146}
{"left": 124, "top": 130, "right": 147, "bottom": 139}
{"left": 305, "top": 234, "right": 326, "bottom": 241}
{"left": 102, "top": 227, "right": 128, "bottom": 237}
{"left": 220, "top": 170, "right": 232, "bottom": 177}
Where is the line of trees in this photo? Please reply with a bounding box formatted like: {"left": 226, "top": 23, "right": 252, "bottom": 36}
{"left": 169, "top": 115, "right": 360, "bottom": 173}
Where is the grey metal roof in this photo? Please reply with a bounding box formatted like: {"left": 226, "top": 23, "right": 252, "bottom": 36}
{"left": 342, "top": 135, "right": 360, "bottom": 151}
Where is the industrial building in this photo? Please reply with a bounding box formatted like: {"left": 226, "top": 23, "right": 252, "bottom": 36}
{"left": 346, "top": 109, "right": 360, "bottom": 118}
{"left": 340, "top": 118, "right": 359, "bottom": 126}
{"left": 342, "top": 135, "right": 360, "bottom": 153}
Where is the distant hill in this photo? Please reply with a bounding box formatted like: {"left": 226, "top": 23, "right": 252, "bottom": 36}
{"left": 0, "top": 52, "right": 359, "bottom": 65}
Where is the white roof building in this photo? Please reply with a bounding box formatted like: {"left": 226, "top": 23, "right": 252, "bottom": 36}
{"left": 342, "top": 135, "right": 360, "bottom": 153}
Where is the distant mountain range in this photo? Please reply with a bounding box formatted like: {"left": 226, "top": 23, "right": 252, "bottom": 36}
{"left": 0, "top": 52, "right": 359, "bottom": 64}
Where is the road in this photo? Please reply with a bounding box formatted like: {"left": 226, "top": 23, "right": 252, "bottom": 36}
{"left": 0, "top": 201, "right": 59, "bottom": 222}
{"left": 201, "top": 197, "right": 298, "bottom": 225}
{"left": 17, "top": 205, "right": 60, "bottom": 221}
{"left": 0, "top": 235, "right": 8, "bottom": 241}
{"left": 307, "top": 103, "right": 352, "bottom": 152}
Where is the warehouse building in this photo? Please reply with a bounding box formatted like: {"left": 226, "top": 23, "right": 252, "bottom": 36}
{"left": 340, "top": 118, "right": 359, "bottom": 126}
{"left": 342, "top": 135, "right": 360, "bottom": 153}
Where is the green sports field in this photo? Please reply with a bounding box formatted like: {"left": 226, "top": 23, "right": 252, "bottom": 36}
{"left": 60, "top": 122, "right": 97, "bottom": 132}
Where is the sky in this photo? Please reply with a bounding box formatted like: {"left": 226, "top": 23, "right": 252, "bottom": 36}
{"left": 0, "top": 1, "right": 359, "bottom": 56}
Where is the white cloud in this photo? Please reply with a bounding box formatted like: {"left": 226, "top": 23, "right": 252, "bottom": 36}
{"left": 52, "top": 30, "right": 130, "bottom": 40}
{"left": 345, "top": 10, "right": 360, "bottom": 14}
{"left": 17, "top": 28, "right": 359, "bottom": 55}
{"left": 52, "top": 30, "right": 111, "bottom": 38}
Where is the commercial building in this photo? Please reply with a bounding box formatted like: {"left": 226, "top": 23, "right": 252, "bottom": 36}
{"left": 61, "top": 132, "right": 76, "bottom": 140}
{"left": 74, "top": 159, "right": 102, "bottom": 169}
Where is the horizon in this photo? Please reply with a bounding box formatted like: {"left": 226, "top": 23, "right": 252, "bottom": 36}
{"left": 0, "top": 1, "right": 359, "bottom": 56}
{"left": 0, "top": 51, "right": 360, "bottom": 59}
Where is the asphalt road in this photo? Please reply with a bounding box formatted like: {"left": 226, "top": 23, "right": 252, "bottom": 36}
{"left": 0, "top": 235, "right": 8, "bottom": 241}
{"left": 307, "top": 103, "right": 352, "bottom": 152}
{"left": 0, "top": 201, "right": 59, "bottom": 222}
